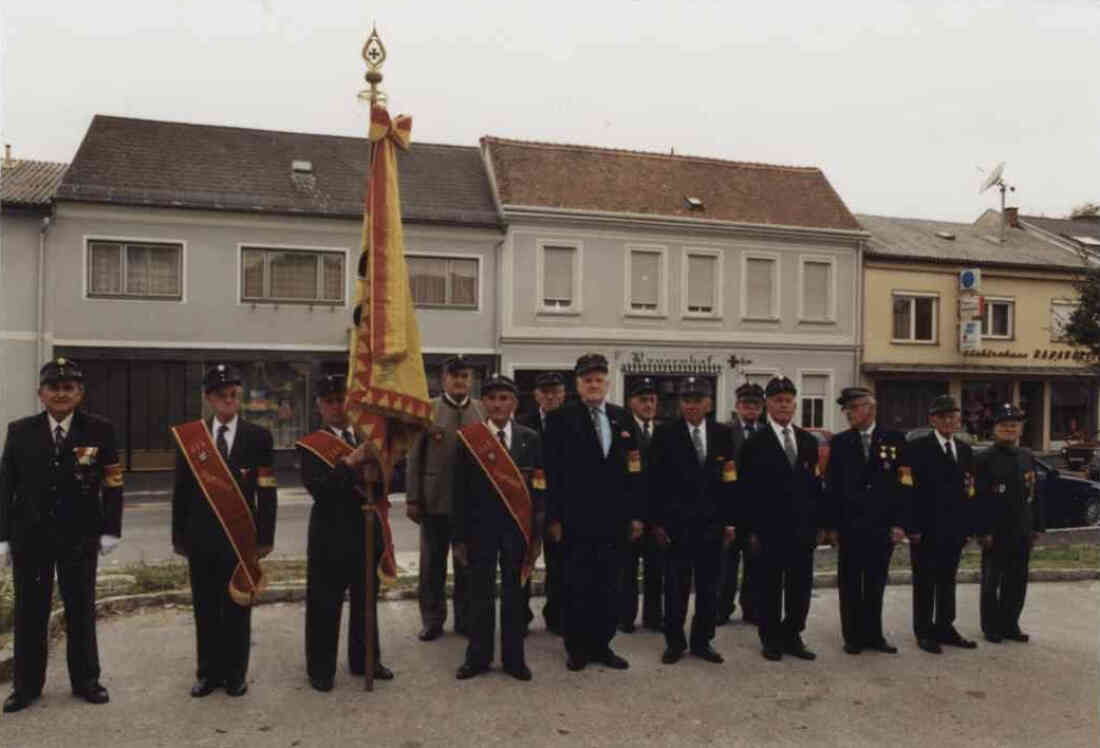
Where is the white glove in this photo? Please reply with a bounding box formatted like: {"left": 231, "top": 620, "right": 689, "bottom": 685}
{"left": 0, "top": 540, "right": 9, "bottom": 567}
{"left": 99, "top": 535, "right": 121, "bottom": 556}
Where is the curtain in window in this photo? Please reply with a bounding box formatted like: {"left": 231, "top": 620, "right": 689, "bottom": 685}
{"left": 126, "top": 245, "right": 180, "bottom": 296}
{"left": 803, "top": 262, "right": 830, "bottom": 319}
{"left": 687, "top": 255, "right": 715, "bottom": 311}
{"left": 270, "top": 252, "right": 318, "bottom": 299}
{"left": 631, "top": 251, "right": 660, "bottom": 309}
{"left": 543, "top": 246, "right": 574, "bottom": 304}
{"left": 449, "top": 258, "right": 477, "bottom": 306}
{"left": 242, "top": 249, "right": 265, "bottom": 299}
{"left": 322, "top": 254, "right": 344, "bottom": 301}
{"left": 89, "top": 243, "right": 123, "bottom": 295}
{"left": 746, "top": 258, "right": 774, "bottom": 317}
{"left": 408, "top": 256, "right": 447, "bottom": 304}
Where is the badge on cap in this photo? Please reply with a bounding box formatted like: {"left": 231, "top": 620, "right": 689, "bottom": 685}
{"left": 57, "top": 357, "right": 67, "bottom": 365}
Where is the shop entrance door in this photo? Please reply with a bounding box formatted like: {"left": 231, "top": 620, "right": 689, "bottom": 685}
{"left": 623, "top": 373, "right": 719, "bottom": 423}
{"left": 1019, "top": 381, "right": 1045, "bottom": 450}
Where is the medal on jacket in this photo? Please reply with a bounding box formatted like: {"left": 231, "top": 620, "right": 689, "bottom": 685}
{"left": 627, "top": 449, "right": 642, "bottom": 473}
{"left": 532, "top": 468, "right": 547, "bottom": 490}
{"left": 721, "top": 459, "right": 737, "bottom": 483}
{"left": 964, "top": 472, "right": 976, "bottom": 498}
{"left": 898, "top": 466, "right": 914, "bottom": 487}
{"left": 74, "top": 446, "right": 99, "bottom": 466}
{"left": 994, "top": 481, "right": 1006, "bottom": 495}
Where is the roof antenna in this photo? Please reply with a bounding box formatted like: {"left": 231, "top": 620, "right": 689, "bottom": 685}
{"left": 978, "top": 162, "right": 1016, "bottom": 245}
{"left": 669, "top": 146, "right": 675, "bottom": 156}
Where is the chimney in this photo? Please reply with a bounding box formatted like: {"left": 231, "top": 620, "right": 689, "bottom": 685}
{"left": 3, "top": 144, "right": 11, "bottom": 167}
{"left": 1005, "top": 206, "right": 1019, "bottom": 228}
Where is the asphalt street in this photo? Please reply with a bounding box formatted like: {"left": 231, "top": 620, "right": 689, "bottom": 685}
{"left": 2, "top": 581, "right": 1097, "bottom": 747}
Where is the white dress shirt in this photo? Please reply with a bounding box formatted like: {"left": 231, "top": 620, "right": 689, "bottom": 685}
{"left": 489, "top": 419, "right": 513, "bottom": 450}
{"left": 48, "top": 411, "right": 74, "bottom": 442}
{"left": 686, "top": 418, "right": 708, "bottom": 456}
{"left": 209, "top": 414, "right": 239, "bottom": 454}
{"left": 934, "top": 429, "right": 956, "bottom": 459}
{"left": 770, "top": 418, "right": 797, "bottom": 446}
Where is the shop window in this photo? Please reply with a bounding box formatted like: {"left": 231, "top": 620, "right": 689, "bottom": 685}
{"left": 892, "top": 294, "right": 937, "bottom": 342}
{"left": 981, "top": 299, "right": 1013, "bottom": 339}
{"left": 800, "top": 374, "right": 828, "bottom": 429}
{"left": 241, "top": 247, "right": 344, "bottom": 305}
{"left": 743, "top": 256, "right": 777, "bottom": 319}
{"left": 875, "top": 380, "right": 949, "bottom": 432}
{"left": 623, "top": 374, "right": 717, "bottom": 423}
{"left": 800, "top": 258, "right": 833, "bottom": 321}
{"left": 628, "top": 249, "right": 663, "bottom": 313}
{"left": 685, "top": 252, "right": 718, "bottom": 315}
{"left": 201, "top": 361, "right": 311, "bottom": 450}
{"left": 407, "top": 255, "right": 478, "bottom": 308}
{"left": 87, "top": 240, "right": 183, "bottom": 300}
{"left": 540, "top": 244, "right": 577, "bottom": 311}
{"left": 1051, "top": 381, "right": 1092, "bottom": 441}
{"left": 961, "top": 380, "right": 1013, "bottom": 441}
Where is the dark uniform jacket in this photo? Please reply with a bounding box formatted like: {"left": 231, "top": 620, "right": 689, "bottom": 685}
{"left": 299, "top": 431, "right": 377, "bottom": 562}
{"left": 452, "top": 421, "right": 546, "bottom": 545}
{"left": 649, "top": 419, "right": 738, "bottom": 537}
{"left": 738, "top": 423, "right": 824, "bottom": 546}
{"left": 172, "top": 418, "right": 277, "bottom": 554}
{"left": 973, "top": 444, "right": 1046, "bottom": 540}
{"left": 0, "top": 410, "right": 123, "bottom": 552}
{"left": 517, "top": 411, "right": 547, "bottom": 439}
{"left": 544, "top": 401, "right": 645, "bottom": 541}
{"left": 729, "top": 420, "right": 764, "bottom": 459}
{"left": 901, "top": 433, "right": 975, "bottom": 545}
{"left": 826, "top": 427, "right": 910, "bottom": 535}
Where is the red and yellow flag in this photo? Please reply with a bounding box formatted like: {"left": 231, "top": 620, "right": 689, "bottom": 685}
{"left": 346, "top": 104, "right": 432, "bottom": 488}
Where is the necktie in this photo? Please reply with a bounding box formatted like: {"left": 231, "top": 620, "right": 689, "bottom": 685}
{"left": 944, "top": 440, "right": 955, "bottom": 462}
{"left": 217, "top": 424, "right": 230, "bottom": 462}
{"left": 497, "top": 429, "right": 507, "bottom": 447}
{"left": 644, "top": 421, "right": 651, "bottom": 439}
{"left": 341, "top": 428, "right": 355, "bottom": 447}
{"left": 54, "top": 424, "right": 65, "bottom": 459}
{"left": 861, "top": 431, "right": 871, "bottom": 460}
{"left": 782, "top": 427, "right": 797, "bottom": 467}
{"left": 692, "top": 426, "right": 705, "bottom": 465}
{"left": 590, "top": 407, "right": 610, "bottom": 457}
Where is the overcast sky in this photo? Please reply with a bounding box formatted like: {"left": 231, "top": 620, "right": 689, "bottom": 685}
{"left": 1, "top": 0, "right": 1097, "bottom": 222}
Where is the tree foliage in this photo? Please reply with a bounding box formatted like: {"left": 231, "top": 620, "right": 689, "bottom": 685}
{"left": 1070, "top": 202, "right": 1100, "bottom": 219}
{"left": 1063, "top": 266, "right": 1100, "bottom": 367}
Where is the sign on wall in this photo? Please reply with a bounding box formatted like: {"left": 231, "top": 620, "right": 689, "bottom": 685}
{"left": 960, "top": 320, "right": 982, "bottom": 352}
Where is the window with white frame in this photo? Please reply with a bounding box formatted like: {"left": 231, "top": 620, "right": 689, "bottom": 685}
{"left": 1050, "top": 300, "right": 1076, "bottom": 342}
{"left": 745, "top": 256, "right": 777, "bottom": 318}
{"left": 800, "top": 374, "right": 828, "bottom": 429}
{"left": 628, "top": 249, "right": 662, "bottom": 312}
{"left": 801, "top": 259, "right": 833, "bottom": 321}
{"left": 87, "top": 240, "right": 183, "bottom": 300}
{"left": 744, "top": 372, "right": 776, "bottom": 390}
{"left": 241, "top": 247, "right": 344, "bottom": 304}
{"left": 407, "top": 255, "right": 478, "bottom": 308}
{"left": 685, "top": 253, "right": 718, "bottom": 314}
{"left": 981, "top": 298, "right": 1013, "bottom": 339}
{"left": 892, "top": 293, "right": 937, "bottom": 342}
{"left": 541, "top": 245, "right": 576, "bottom": 310}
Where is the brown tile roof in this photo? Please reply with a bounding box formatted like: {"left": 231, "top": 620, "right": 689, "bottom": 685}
{"left": 1, "top": 158, "right": 68, "bottom": 208}
{"left": 57, "top": 115, "right": 500, "bottom": 228}
{"left": 481, "top": 137, "right": 861, "bottom": 232}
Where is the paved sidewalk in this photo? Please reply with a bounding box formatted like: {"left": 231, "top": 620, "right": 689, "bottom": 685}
{"left": 2, "top": 582, "right": 1097, "bottom": 747}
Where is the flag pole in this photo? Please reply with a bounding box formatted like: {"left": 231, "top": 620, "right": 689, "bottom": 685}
{"left": 357, "top": 25, "right": 387, "bottom": 694}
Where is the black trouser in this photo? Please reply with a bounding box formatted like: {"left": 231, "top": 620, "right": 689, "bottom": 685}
{"left": 753, "top": 539, "right": 815, "bottom": 650}
{"left": 909, "top": 539, "right": 965, "bottom": 640}
{"left": 465, "top": 523, "right": 527, "bottom": 670}
{"left": 980, "top": 538, "right": 1031, "bottom": 636}
{"left": 542, "top": 537, "right": 566, "bottom": 630}
{"left": 11, "top": 537, "right": 101, "bottom": 696}
{"left": 837, "top": 531, "right": 894, "bottom": 647}
{"left": 188, "top": 547, "right": 251, "bottom": 685}
{"left": 620, "top": 533, "right": 664, "bottom": 629}
{"left": 564, "top": 539, "right": 622, "bottom": 659}
{"left": 418, "top": 513, "right": 470, "bottom": 632}
{"left": 717, "top": 534, "right": 753, "bottom": 622}
{"left": 663, "top": 525, "right": 722, "bottom": 652}
{"left": 305, "top": 534, "right": 381, "bottom": 681}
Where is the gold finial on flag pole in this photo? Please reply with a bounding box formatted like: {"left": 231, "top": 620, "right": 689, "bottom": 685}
{"left": 359, "top": 25, "right": 387, "bottom": 106}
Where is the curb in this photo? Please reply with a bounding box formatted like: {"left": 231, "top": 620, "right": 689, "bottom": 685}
{"left": 1, "top": 568, "right": 1096, "bottom": 684}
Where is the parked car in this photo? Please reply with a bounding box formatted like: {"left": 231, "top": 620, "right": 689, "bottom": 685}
{"left": 1062, "top": 440, "right": 1100, "bottom": 471}
{"left": 805, "top": 428, "right": 833, "bottom": 474}
{"left": 1032, "top": 457, "right": 1100, "bottom": 528}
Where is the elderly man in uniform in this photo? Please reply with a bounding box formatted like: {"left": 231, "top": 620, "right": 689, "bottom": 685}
{"left": 826, "top": 387, "right": 908, "bottom": 655}
{"left": 648, "top": 377, "right": 737, "bottom": 664}
{"left": 899, "top": 395, "right": 978, "bottom": 654}
{"left": 0, "top": 358, "right": 124, "bottom": 713}
{"left": 738, "top": 376, "right": 826, "bottom": 662}
{"left": 544, "top": 353, "right": 645, "bottom": 671}
{"left": 974, "top": 403, "right": 1045, "bottom": 644}
{"left": 453, "top": 375, "right": 546, "bottom": 681}
{"left": 717, "top": 382, "right": 765, "bottom": 626}
{"left": 406, "top": 355, "right": 483, "bottom": 641}
{"left": 619, "top": 376, "right": 664, "bottom": 634}
{"left": 172, "top": 364, "right": 278, "bottom": 697}
{"left": 297, "top": 375, "right": 394, "bottom": 692}
{"left": 518, "top": 371, "right": 566, "bottom": 634}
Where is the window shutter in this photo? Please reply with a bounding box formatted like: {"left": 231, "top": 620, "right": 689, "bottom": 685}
{"left": 687, "top": 255, "right": 715, "bottom": 311}
{"left": 631, "top": 251, "right": 660, "bottom": 309}
{"left": 543, "top": 246, "right": 574, "bottom": 304}
{"left": 746, "top": 258, "right": 775, "bottom": 317}
{"left": 802, "top": 261, "right": 830, "bottom": 319}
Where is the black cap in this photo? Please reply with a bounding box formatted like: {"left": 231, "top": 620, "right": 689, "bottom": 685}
{"left": 765, "top": 376, "right": 797, "bottom": 397}
{"left": 735, "top": 383, "right": 764, "bottom": 403}
{"left": 482, "top": 374, "right": 518, "bottom": 396}
{"left": 574, "top": 353, "right": 609, "bottom": 376}
{"left": 39, "top": 357, "right": 83, "bottom": 386}
{"left": 535, "top": 372, "right": 565, "bottom": 389}
{"left": 203, "top": 364, "right": 242, "bottom": 393}
{"left": 629, "top": 377, "right": 657, "bottom": 397}
{"left": 678, "top": 376, "right": 712, "bottom": 398}
{"left": 837, "top": 386, "right": 874, "bottom": 408}
{"left": 992, "top": 402, "right": 1025, "bottom": 423}
{"left": 442, "top": 355, "right": 472, "bottom": 374}
{"left": 929, "top": 395, "right": 960, "bottom": 415}
{"left": 316, "top": 375, "right": 346, "bottom": 398}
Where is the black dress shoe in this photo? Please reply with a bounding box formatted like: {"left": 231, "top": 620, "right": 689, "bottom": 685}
{"left": 784, "top": 638, "right": 817, "bottom": 660}
{"left": 917, "top": 638, "right": 943, "bottom": 654}
{"left": 843, "top": 642, "right": 863, "bottom": 655}
{"left": 418, "top": 626, "right": 443, "bottom": 642}
{"left": 939, "top": 630, "right": 977, "bottom": 649}
{"left": 503, "top": 664, "right": 533, "bottom": 681}
{"left": 455, "top": 663, "right": 489, "bottom": 680}
{"left": 762, "top": 647, "right": 783, "bottom": 661}
{"left": 310, "top": 676, "right": 333, "bottom": 692}
{"left": 190, "top": 678, "right": 219, "bottom": 698}
{"left": 225, "top": 680, "right": 248, "bottom": 697}
{"left": 984, "top": 632, "right": 1003, "bottom": 643}
{"left": 1003, "top": 630, "right": 1030, "bottom": 643}
{"left": 691, "top": 646, "right": 725, "bottom": 664}
{"left": 661, "top": 647, "right": 685, "bottom": 664}
{"left": 373, "top": 663, "right": 395, "bottom": 680}
{"left": 73, "top": 682, "right": 110, "bottom": 704}
{"left": 593, "top": 650, "right": 629, "bottom": 669}
{"left": 3, "top": 691, "right": 37, "bottom": 713}
{"left": 618, "top": 622, "right": 636, "bottom": 633}
{"left": 566, "top": 654, "right": 587, "bottom": 671}
{"left": 866, "top": 640, "right": 898, "bottom": 654}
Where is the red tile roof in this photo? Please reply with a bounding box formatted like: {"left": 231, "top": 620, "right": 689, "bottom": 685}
{"left": 481, "top": 137, "right": 861, "bottom": 232}
{"left": 1, "top": 158, "right": 68, "bottom": 208}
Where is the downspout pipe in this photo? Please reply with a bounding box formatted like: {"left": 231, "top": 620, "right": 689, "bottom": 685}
{"left": 37, "top": 214, "right": 50, "bottom": 376}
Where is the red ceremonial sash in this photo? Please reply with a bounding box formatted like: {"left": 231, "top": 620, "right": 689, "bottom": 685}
{"left": 171, "top": 420, "right": 266, "bottom": 607}
{"left": 296, "top": 430, "right": 397, "bottom": 580}
{"left": 457, "top": 422, "right": 538, "bottom": 584}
